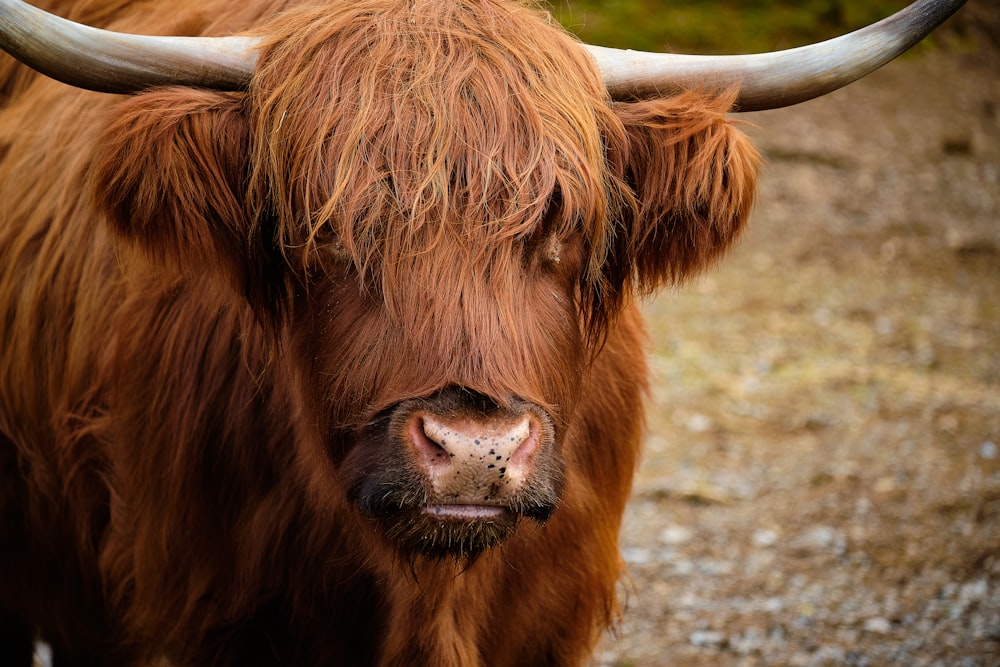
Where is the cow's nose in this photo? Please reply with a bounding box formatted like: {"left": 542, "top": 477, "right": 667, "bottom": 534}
{"left": 408, "top": 413, "right": 538, "bottom": 506}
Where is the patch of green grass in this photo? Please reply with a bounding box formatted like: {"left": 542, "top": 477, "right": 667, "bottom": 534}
{"left": 549, "top": 0, "right": 912, "bottom": 54}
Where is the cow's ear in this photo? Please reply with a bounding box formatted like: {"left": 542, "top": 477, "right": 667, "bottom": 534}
{"left": 605, "top": 90, "right": 761, "bottom": 293}
{"left": 92, "top": 90, "right": 258, "bottom": 285}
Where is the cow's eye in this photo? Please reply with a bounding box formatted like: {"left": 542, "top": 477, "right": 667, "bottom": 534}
{"left": 327, "top": 237, "right": 352, "bottom": 263}
{"left": 311, "top": 226, "right": 351, "bottom": 264}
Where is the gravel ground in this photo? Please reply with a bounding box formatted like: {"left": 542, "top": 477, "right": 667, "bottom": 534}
{"left": 594, "top": 4, "right": 1000, "bottom": 666}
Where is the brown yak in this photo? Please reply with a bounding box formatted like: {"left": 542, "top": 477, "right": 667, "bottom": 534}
{"left": 0, "top": 0, "right": 963, "bottom": 664}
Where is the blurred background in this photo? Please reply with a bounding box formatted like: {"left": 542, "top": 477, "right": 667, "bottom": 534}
{"left": 546, "top": 1, "right": 1000, "bottom": 666}
{"left": 554, "top": 0, "right": 915, "bottom": 53}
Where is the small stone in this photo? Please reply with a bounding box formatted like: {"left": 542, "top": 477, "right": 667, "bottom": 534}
{"left": 660, "top": 525, "right": 694, "bottom": 545}
{"left": 685, "top": 413, "right": 713, "bottom": 433}
{"left": 792, "top": 525, "right": 844, "bottom": 554}
{"left": 622, "top": 548, "right": 652, "bottom": 565}
{"left": 980, "top": 440, "right": 998, "bottom": 460}
{"left": 863, "top": 617, "right": 892, "bottom": 634}
{"left": 729, "top": 627, "right": 767, "bottom": 655}
{"left": 762, "top": 597, "right": 785, "bottom": 613}
{"left": 753, "top": 528, "right": 779, "bottom": 547}
{"left": 959, "top": 579, "right": 989, "bottom": 603}
{"left": 688, "top": 630, "right": 726, "bottom": 648}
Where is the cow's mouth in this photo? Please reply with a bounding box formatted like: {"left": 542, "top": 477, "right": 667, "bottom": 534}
{"left": 424, "top": 503, "right": 509, "bottom": 520}
{"left": 354, "top": 491, "right": 557, "bottom": 559}
{"left": 375, "top": 502, "right": 524, "bottom": 559}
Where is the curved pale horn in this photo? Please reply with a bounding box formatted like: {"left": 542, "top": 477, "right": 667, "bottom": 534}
{"left": 588, "top": 0, "right": 967, "bottom": 110}
{"left": 0, "top": 0, "right": 257, "bottom": 93}
{"left": 0, "top": 0, "right": 966, "bottom": 102}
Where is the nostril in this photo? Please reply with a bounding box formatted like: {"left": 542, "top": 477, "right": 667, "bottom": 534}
{"left": 409, "top": 417, "right": 454, "bottom": 471}
{"left": 507, "top": 425, "right": 537, "bottom": 470}
{"left": 420, "top": 417, "right": 450, "bottom": 451}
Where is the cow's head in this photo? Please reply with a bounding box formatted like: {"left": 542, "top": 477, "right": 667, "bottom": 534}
{"left": 87, "top": 0, "right": 759, "bottom": 557}
{"left": 0, "top": 0, "right": 964, "bottom": 558}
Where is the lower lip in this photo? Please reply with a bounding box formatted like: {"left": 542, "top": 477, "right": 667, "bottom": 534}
{"left": 424, "top": 504, "right": 508, "bottom": 520}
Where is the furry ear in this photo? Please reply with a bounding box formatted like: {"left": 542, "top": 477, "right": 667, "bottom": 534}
{"left": 605, "top": 90, "right": 761, "bottom": 294}
{"left": 91, "top": 89, "right": 262, "bottom": 287}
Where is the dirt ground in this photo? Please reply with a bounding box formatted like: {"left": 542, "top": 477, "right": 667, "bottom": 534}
{"left": 594, "top": 3, "right": 1000, "bottom": 666}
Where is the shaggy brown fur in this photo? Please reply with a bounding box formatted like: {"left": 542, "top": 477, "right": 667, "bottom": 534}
{"left": 0, "top": 0, "right": 759, "bottom": 664}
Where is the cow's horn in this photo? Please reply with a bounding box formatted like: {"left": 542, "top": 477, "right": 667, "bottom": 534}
{"left": 588, "top": 0, "right": 967, "bottom": 110}
{"left": 0, "top": 0, "right": 257, "bottom": 93}
{"left": 0, "top": 0, "right": 965, "bottom": 103}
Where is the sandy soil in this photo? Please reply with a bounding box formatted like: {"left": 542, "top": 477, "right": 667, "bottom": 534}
{"left": 594, "top": 3, "right": 1000, "bottom": 665}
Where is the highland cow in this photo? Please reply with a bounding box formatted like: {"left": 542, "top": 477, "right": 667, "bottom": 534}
{"left": 0, "top": 0, "right": 963, "bottom": 664}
